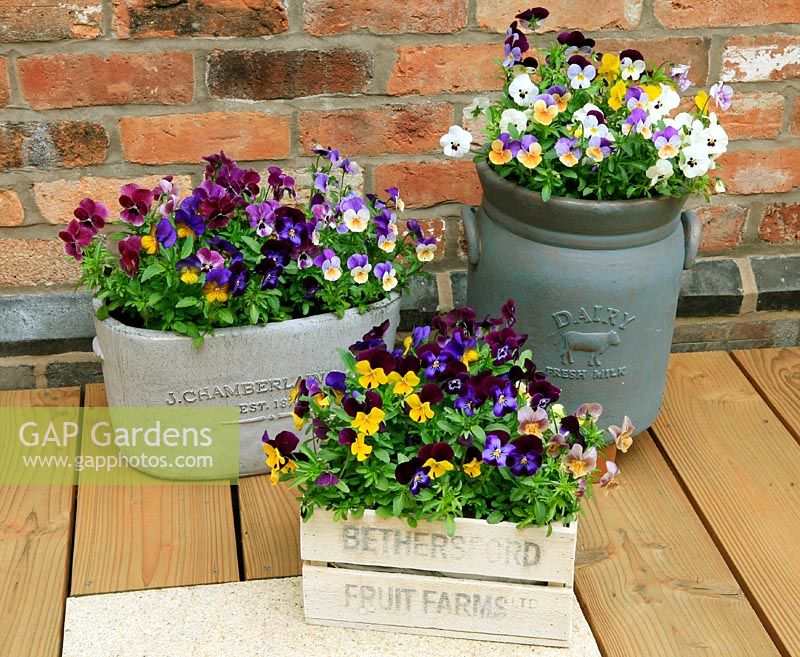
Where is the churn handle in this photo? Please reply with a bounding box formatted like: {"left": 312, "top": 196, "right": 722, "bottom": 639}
{"left": 680, "top": 209, "right": 701, "bottom": 270}
{"left": 92, "top": 337, "right": 104, "bottom": 361}
{"left": 461, "top": 205, "right": 481, "bottom": 267}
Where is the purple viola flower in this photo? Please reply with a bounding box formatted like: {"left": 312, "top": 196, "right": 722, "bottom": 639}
{"left": 334, "top": 157, "right": 358, "bottom": 174}
{"left": 409, "top": 467, "right": 431, "bottom": 495}
{"left": 275, "top": 207, "right": 309, "bottom": 249}
{"left": 73, "top": 198, "right": 109, "bottom": 232}
{"left": 174, "top": 206, "right": 206, "bottom": 238}
{"left": 194, "top": 180, "right": 235, "bottom": 230}
{"left": 670, "top": 64, "right": 691, "bottom": 92}
{"left": 229, "top": 261, "right": 249, "bottom": 297}
{"left": 196, "top": 247, "right": 224, "bottom": 272}
{"left": 454, "top": 383, "right": 482, "bottom": 417}
{"left": 325, "top": 371, "right": 347, "bottom": 392}
{"left": 420, "top": 347, "right": 452, "bottom": 380}
{"left": 346, "top": 253, "right": 369, "bottom": 271}
{"left": 624, "top": 86, "right": 647, "bottom": 111}
{"left": 255, "top": 239, "right": 291, "bottom": 290}
{"left": 528, "top": 377, "right": 561, "bottom": 408}
{"left": 555, "top": 137, "right": 582, "bottom": 167}
{"left": 246, "top": 201, "right": 278, "bottom": 238}
{"left": 503, "top": 42, "right": 523, "bottom": 68}
{"left": 491, "top": 381, "right": 518, "bottom": 417}
{"left": 508, "top": 436, "right": 543, "bottom": 477}
{"left": 315, "top": 472, "right": 340, "bottom": 487}
{"left": 412, "top": 325, "right": 431, "bottom": 347}
{"left": 652, "top": 127, "right": 681, "bottom": 159}
{"left": 313, "top": 247, "right": 337, "bottom": 268}
{"left": 515, "top": 6, "right": 548, "bottom": 27}
{"left": 485, "top": 327, "right": 527, "bottom": 364}
{"left": 313, "top": 172, "right": 329, "bottom": 192}
{"left": 621, "top": 108, "right": 649, "bottom": 138}
{"left": 118, "top": 235, "right": 142, "bottom": 276}
{"left": 266, "top": 166, "right": 296, "bottom": 201}
{"left": 119, "top": 183, "right": 154, "bottom": 226}
{"left": 482, "top": 432, "right": 516, "bottom": 467}
{"left": 710, "top": 81, "right": 733, "bottom": 111}
{"left": 175, "top": 255, "right": 201, "bottom": 283}
{"left": 373, "top": 261, "right": 393, "bottom": 280}
{"left": 58, "top": 219, "right": 94, "bottom": 261}
{"left": 155, "top": 217, "right": 177, "bottom": 249}
{"left": 207, "top": 236, "right": 243, "bottom": 264}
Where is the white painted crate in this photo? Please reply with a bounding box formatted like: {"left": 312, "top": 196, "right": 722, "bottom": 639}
{"left": 301, "top": 510, "right": 578, "bottom": 647}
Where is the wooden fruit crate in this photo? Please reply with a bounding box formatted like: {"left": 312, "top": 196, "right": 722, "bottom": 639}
{"left": 300, "top": 509, "right": 578, "bottom": 647}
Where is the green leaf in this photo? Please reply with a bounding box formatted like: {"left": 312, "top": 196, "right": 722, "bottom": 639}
{"left": 241, "top": 235, "right": 261, "bottom": 253}
{"left": 486, "top": 510, "right": 504, "bottom": 525}
{"left": 217, "top": 308, "right": 234, "bottom": 324}
{"left": 444, "top": 515, "right": 456, "bottom": 537}
{"left": 249, "top": 303, "right": 260, "bottom": 325}
{"left": 180, "top": 238, "right": 194, "bottom": 259}
{"left": 140, "top": 263, "right": 163, "bottom": 283}
{"left": 392, "top": 495, "right": 404, "bottom": 517}
{"left": 175, "top": 297, "right": 198, "bottom": 308}
{"left": 95, "top": 305, "right": 109, "bottom": 321}
{"left": 541, "top": 184, "right": 552, "bottom": 203}
{"left": 375, "top": 506, "right": 393, "bottom": 519}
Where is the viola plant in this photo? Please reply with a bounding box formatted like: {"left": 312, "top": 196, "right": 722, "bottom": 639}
{"left": 268, "top": 301, "right": 631, "bottom": 536}
{"left": 59, "top": 150, "right": 435, "bottom": 346}
{"left": 440, "top": 6, "right": 731, "bottom": 202}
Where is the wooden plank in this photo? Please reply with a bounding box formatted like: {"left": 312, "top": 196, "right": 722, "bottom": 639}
{"left": 301, "top": 509, "right": 577, "bottom": 584}
{"left": 70, "top": 384, "right": 239, "bottom": 595}
{"left": 238, "top": 474, "right": 301, "bottom": 579}
{"left": 302, "top": 563, "right": 573, "bottom": 646}
{"left": 652, "top": 351, "right": 800, "bottom": 657}
{"left": 731, "top": 347, "right": 800, "bottom": 441}
{"left": 0, "top": 387, "right": 80, "bottom": 657}
{"left": 575, "top": 431, "right": 780, "bottom": 657}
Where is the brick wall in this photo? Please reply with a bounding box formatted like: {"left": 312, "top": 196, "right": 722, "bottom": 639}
{"left": 0, "top": 0, "right": 799, "bottom": 389}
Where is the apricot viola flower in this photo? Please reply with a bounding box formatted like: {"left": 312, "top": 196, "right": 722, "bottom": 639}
{"left": 608, "top": 415, "right": 635, "bottom": 452}
{"left": 374, "top": 261, "right": 398, "bottom": 292}
{"left": 555, "top": 138, "right": 581, "bottom": 167}
{"left": 564, "top": 444, "right": 597, "bottom": 478}
{"left": 652, "top": 127, "right": 681, "bottom": 159}
{"left": 489, "top": 133, "right": 517, "bottom": 165}
{"left": 517, "top": 135, "right": 542, "bottom": 169}
{"left": 532, "top": 94, "right": 558, "bottom": 125}
{"left": 599, "top": 461, "right": 620, "bottom": 493}
{"left": 518, "top": 404, "right": 549, "bottom": 436}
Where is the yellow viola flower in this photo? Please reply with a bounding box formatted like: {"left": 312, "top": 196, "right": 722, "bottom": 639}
{"left": 695, "top": 89, "right": 709, "bottom": 115}
{"left": 179, "top": 266, "right": 200, "bottom": 285}
{"left": 403, "top": 335, "right": 413, "bottom": 355}
{"left": 643, "top": 84, "right": 662, "bottom": 101}
{"left": 141, "top": 225, "right": 159, "bottom": 255}
{"left": 355, "top": 360, "right": 388, "bottom": 389}
{"left": 608, "top": 79, "right": 627, "bottom": 111}
{"left": 405, "top": 394, "right": 434, "bottom": 423}
{"left": 262, "top": 443, "right": 285, "bottom": 472}
{"left": 292, "top": 412, "right": 305, "bottom": 430}
{"left": 351, "top": 407, "right": 384, "bottom": 436}
{"left": 387, "top": 370, "right": 420, "bottom": 396}
{"left": 423, "top": 457, "right": 454, "bottom": 479}
{"left": 463, "top": 458, "right": 482, "bottom": 478}
{"left": 313, "top": 392, "right": 329, "bottom": 408}
{"left": 461, "top": 348, "right": 479, "bottom": 367}
{"left": 351, "top": 434, "right": 373, "bottom": 462}
{"left": 598, "top": 53, "right": 620, "bottom": 81}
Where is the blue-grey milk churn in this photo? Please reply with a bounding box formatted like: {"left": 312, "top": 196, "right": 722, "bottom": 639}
{"left": 463, "top": 162, "right": 701, "bottom": 431}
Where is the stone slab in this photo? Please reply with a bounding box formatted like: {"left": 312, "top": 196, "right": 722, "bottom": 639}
{"left": 62, "top": 578, "right": 601, "bottom": 657}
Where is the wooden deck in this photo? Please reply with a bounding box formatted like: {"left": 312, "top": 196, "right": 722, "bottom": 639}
{"left": 1, "top": 348, "right": 799, "bottom": 657}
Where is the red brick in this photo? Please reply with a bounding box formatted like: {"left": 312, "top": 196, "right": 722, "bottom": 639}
{"left": 18, "top": 52, "right": 194, "bottom": 110}
{"left": 655, "top": 0, "right": 799, "bottom": 27}
{"left": 600, "top": 37, "right": 710, "bottom": 86}
{"left": 114, "top": 0, "right": 287, "bottom": 38}
{"left": 717, "top": 149, "right": 800, "bottom": 195}
{"left": 119, "top": 112, "right": 291, "bottom": 164}
{"left": 791, "top": 96, "right": 800, "bottom": 136}
{"left": 694, "top": 204, "right": 748, "bottom": 252}
{"left": 760, "top": 204, "right": 800, "bottom": 244}
{"left": 388, "top": 44, "right": 501, "bottom": 96}
{"left": 373, "top": 161, "right": 481, "bottom": 209}
{"left": 34, "top": 175, "right": 193, "bottom": 225}
{"left": 0, "top": 238, "right": 80, "bottom": 287}
{"left": 477, "top": 0, "right": 641, "bottom": 32}
{"left": 723, "top": 34, "right": 800, "bottom": 82}
{"left": 0, "top": 1, "right": 102, "bottom": 41}
{"left": 0, "top": 121, "right": 107, "bottom": 171}
{"left": 300, "top": 104, "right": 452, "bottom": 157}
{"left": 304, "top": 0, "right": 467, "bottom": 36}
{"left": 0, "top": 59, "right": 9, "bottom": 106}
{"left": 208, "top": 49, "right": 372, "bottom": 100}
{"left": 0, "top": 190, "right": 24, "bottom": 227}
{"left": 717, "top": 91, "right": 784, "bottom": 140}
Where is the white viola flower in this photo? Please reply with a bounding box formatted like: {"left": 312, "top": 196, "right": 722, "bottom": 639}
{"left": 499, "top": 108, "right": 530, "bottom": 134}
{"left": 665, "top": 111, "right": 695, "bottom": 135}
{"left": 415, "top": 241, "right": 437, "bottom": 262}
{"left": 382, "top": 269, "right": 398, "bottom": 292}
{"left": 647, "top": 84, "right": 680, "bottom": 121}
{"left": 697, "top": 113, "right": 729, "bottom": 158}
{"left": 508, "top": 74, "right": 539, "bottom": 107}
{"left": 646, "top": 159, "right": 673, "bottom": 186}
{"left": 378, "top": 233, "right": 397, "bottom": 253}
{"left": 679, "top": 142, "right": 711, "bottom": 178}
{"left": 715, "top": 178, "right": 726, "bottom": 193}
{"left": 343, "top": 207, "right": 370, "bottom": 232}
{"left": 439, "top": 125, "right": 473, "bottom": 158}
{"left": 620, "top": 57, "right": 646, "bottom": 81}
{"left": 582, "top": 114, "right": 609, "bottom": 139}
{"left": 572, "top": 103, "right": 602, "bottom": 125}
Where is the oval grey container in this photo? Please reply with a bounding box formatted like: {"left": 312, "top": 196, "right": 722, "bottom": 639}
{"left": 463, "top": 162, "right": 700, "bottom": 431}
{"left": 92, "top": 294, "right": 400, "bottom": 478}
